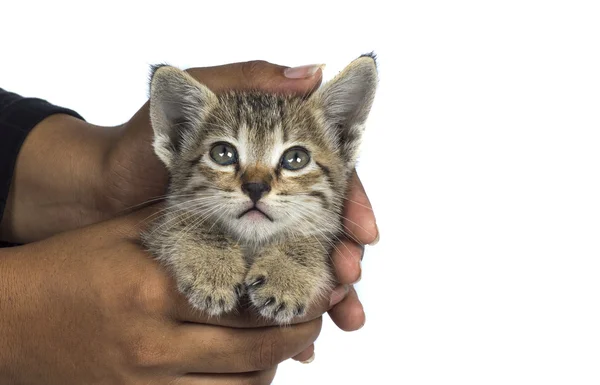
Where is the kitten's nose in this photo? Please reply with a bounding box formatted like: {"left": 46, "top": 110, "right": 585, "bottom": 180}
{"left": 241, "top": 182, "right": 271, "bottom": 204}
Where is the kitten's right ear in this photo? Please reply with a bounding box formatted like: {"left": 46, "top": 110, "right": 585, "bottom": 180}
{"left": 149, "top": 65, "right": 218, "bottom": 168}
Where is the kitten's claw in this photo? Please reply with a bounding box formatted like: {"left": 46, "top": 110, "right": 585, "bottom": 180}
{"left": 245, "top": 273, "right": 314, "bottom": 324}
{"left": 249, "top": 277, "right": 265, "bottom": 287}
{"left": 235, "top": 284, "right": 245, "bottom": 297}
{"left": 294, "top": 305, "right": 305, "bottom": 316}
{"left": 184, "top": 287, "right": 240, "bottom": 316}
{"left": 264, "top": 297, "right": 275, "bottom": 307}
{"left": 275, "top": 303, "right": 286, "bottom": 314}
{"left": 181, "top": 279, "right": 243, "bottom": 317}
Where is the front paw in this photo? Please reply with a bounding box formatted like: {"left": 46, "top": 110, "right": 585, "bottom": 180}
{"left": 173, "top": 260, "right": 246, "bottom": 317}
{"left": 245, "top": 264, "right": 329, "bottom": 324}
{"left": 181, "top": 277, "right": 244, "bottom": 316}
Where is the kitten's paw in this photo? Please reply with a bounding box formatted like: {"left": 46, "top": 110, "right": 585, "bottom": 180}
{"left": 245, "top": 274, "right": 309, "bottom": 324}
{"left": 182, "top": 280, "right": 244, "bottom": 316}
{"left": 174, "top": 263, "right": 246, "bottom": 317}
{"left": 245, "top": 266, "right": 325, "bottom": 324}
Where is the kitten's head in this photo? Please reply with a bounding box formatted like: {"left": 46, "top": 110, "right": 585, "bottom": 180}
{"left": 149, "top": 55, "right": 377, "bottom": 244}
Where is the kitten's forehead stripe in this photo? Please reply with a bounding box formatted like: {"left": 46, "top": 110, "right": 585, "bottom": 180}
{"left": 220, "top": 93, "right": 289, "bottom": 166}
{"left": 277, "top": 98, "right": 289, "bottom": 143}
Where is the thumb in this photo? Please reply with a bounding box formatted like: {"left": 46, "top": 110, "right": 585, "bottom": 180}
{"left": 103, "top": 204, "right": 165, "bottom": 240}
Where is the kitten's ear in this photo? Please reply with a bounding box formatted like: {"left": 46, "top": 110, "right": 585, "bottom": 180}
{"left": 310, "top": 54, "right": 378, "bottom": 163}
{"left": 149, "top": 65, "right": 218, "bottom": 168}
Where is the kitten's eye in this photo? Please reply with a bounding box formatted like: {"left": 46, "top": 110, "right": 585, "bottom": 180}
{"left": 210, "top": 142, "right": 238, "bottom": 166}
{"left": 281, "top": 147, "right": 311, "bottom": 171}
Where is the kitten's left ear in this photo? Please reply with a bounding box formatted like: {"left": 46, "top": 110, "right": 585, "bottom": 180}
{"left": 149, "top": 65, "right": 218, "bottom": 169}
{"left": 310, "top": 54, "right": 378, "bottom": 163}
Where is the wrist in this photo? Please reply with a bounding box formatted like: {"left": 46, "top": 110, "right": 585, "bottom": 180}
{"left": 0, "top": 114, "right": 114, "bottom": 242}
{"left": 98, "top": 101, "right": 168, "bottom": 217}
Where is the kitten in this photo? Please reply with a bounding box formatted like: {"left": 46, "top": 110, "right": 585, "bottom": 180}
{"left": 143, "top": 55, "right": 377, "bottom": 324}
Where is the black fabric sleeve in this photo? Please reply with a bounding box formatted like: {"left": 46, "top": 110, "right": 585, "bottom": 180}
{"left": 0, "top": 87, "right": 84, "bottom": 241}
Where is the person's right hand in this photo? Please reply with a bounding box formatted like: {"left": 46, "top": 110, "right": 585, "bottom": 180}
{"left": 0, "top": 207, "right": 326, "bottom": 385}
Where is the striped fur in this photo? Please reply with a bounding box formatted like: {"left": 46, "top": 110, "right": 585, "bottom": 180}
{"left": 143, "top": 56, "right": 378, "bottom": 323}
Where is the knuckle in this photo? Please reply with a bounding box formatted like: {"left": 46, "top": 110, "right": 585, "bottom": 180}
{"left": 241, "top": 60, "right": 272, "bottom": 82}
{"left": 250, "top": 332, "right": 282, "bottom": 370}
{"left": 125, "top": 333, "right": 170, "bottom": 369}
{"left": 132, "top": 272, "right": 170, "bottom": 315}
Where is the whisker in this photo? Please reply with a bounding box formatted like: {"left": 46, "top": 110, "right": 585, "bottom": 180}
{"left": 169, "top": 203, "right": 227, "bottom": 248}
{"left": 340, "top": 197, "right": 374, "bottom": 211}
{"left": 145, "top": 198, "right": 221, "bottom": 235}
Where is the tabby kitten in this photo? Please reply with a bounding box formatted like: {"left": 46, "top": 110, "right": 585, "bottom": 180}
{"left": 143, "top": 55, "right": 377, "bottom": 324}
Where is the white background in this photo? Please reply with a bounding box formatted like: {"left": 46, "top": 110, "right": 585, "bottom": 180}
{"left": 2, "top": 1, "right": 600, "bottom": 384}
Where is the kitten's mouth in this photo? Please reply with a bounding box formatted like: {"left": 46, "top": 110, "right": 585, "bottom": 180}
{"left": 237, "top": 207, "right": 274, "bottom": 222}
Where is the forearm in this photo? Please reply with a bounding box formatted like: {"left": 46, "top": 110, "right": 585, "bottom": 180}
{"left": 0, "top": 248, "right": 13, "bottom": 381}
{"left": 0, "top": 114, "right": 115, "bottom": 243}
{"left": 0, "top": 246, "right": 31, "bottom": 383}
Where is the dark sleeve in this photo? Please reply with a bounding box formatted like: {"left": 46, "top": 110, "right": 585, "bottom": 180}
{"left": 0, "top": 87, "right": 84, "bottom": 241}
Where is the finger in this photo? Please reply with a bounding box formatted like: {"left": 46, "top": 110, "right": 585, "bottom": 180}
{"left": 342, "top": 171, "right": 379, "bottom": 245}
{"left": 331, "top": 238, "right": 363, "bottom": 284}
{"left": 173, "top": 318, "right": 322, "bottom": 373}
{"left": 292, "top": 343, "right": 315, "bottom": 363}
{"left": 179, "top": 367, "right": 277, "bottom": 385}
{"left": 328, "top": 286, "right": 365, "bottom": 332}
{"left": 186, "top": 60, "right": 323, "bottom": 96}
{"left": 90, "top": 204, "right": 164, "bottom": 240}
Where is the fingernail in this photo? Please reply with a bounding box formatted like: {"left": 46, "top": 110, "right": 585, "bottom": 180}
{"left": 284, "top": 64, "right": 325, "bottom": 79}
{"left": 360, "top": 245, "right": 365, "bottom": 261}
{"left": 369, "top": 224, "right": 380, "bottom": 246}
{"left": 301, "top": 352, "right": 315, "bottom": 364}
{"left": 329, "top": 285, "right": 350, "bottom": 307}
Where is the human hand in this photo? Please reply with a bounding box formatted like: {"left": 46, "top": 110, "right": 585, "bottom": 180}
{"left": 0, "top": 207, "right": 328, "bottom": 385}
{"left": 326, "top": 171, "right": 378, "bottom": 332}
